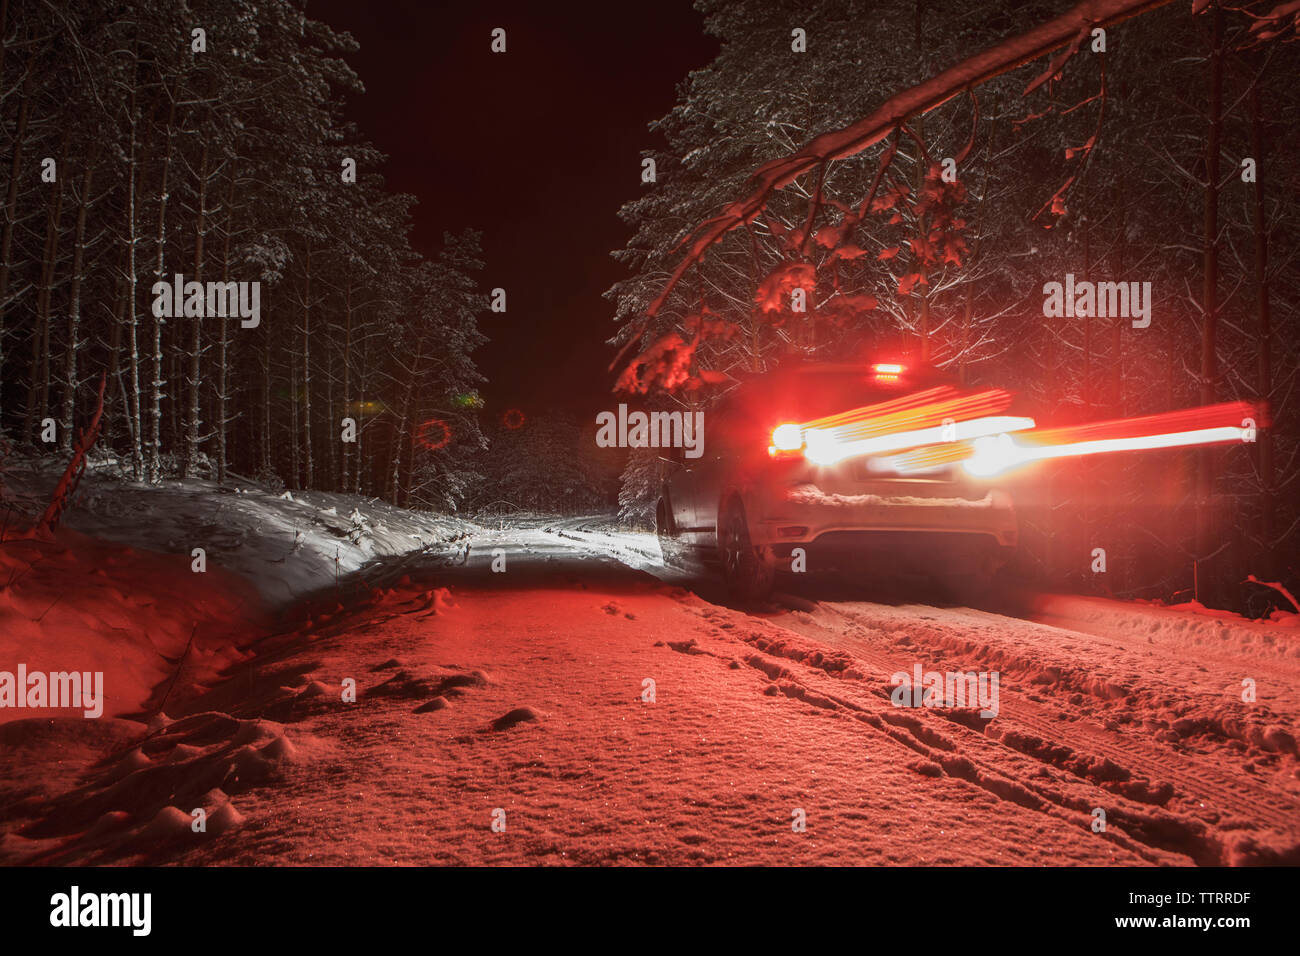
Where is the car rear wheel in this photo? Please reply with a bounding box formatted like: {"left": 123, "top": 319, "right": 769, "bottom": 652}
{"left": 656, "top": 499, "right": 683, "bottom": 565}
{"left": 719, "top": 496, "right": 774, "bottom": 602}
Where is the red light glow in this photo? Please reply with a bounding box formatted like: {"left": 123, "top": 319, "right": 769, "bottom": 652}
{"left": 768, "top": 422, "right": 804, "bottom": 458}
{"left": 414, "top": 418, "right": 453, "bottom": 451}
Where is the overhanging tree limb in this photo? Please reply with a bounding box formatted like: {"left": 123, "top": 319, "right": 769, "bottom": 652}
{"left": 613, "top": 0, "right": 1176, "bottom": 373}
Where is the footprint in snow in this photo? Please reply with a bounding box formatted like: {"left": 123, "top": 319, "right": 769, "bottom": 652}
{"left": 487, "top": 706, "right": 543, "bottom": 732}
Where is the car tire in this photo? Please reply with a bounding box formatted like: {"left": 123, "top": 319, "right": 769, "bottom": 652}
{"left": 656, "top": 498, "right": 682, "bottom": 565}
{"left": 719, "top": 496, "right": 775, "bottom": 603}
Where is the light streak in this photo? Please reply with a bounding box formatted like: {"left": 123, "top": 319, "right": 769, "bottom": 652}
{"left": 958, "top": 401, "right": 1263, "bottom": 477}
{"left": 963, "top": 425, "right": 1248, "bottom": 477}
{"left": 792, "top": 391, "right": 1263, "bottom": 478}
{"left": 804, "top": 415, "right": 1037, "bottom": 466}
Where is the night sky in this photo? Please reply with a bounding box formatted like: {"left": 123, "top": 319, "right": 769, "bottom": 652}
{"left": 311, "top": 0, "right": 719, "bottom": 422}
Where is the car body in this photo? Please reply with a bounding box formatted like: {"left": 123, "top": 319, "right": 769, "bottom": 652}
{"left": 655, "top": 360, "right": 1019, "bottom": 600}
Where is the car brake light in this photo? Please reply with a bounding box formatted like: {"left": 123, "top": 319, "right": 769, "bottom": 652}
{"left": 872, "top": 362, "right": 904, "bottom": 382}
{"left": 768, "top": 423, "right": 804, "bottom": 458}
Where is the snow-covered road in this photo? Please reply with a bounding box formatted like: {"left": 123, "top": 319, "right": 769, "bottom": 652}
{"left": 3, "top": 517, "right": 1297, "bottom": 865}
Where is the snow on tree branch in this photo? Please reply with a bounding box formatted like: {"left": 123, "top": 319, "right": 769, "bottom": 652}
{"left": 613, "top": 0, "right": 1177, "bottom": 384}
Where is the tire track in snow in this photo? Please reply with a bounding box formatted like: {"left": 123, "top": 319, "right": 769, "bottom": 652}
{"left": 670, "top": 604, "right": 1207, "bottom": 864}
{"left": 813, "top": 602, "right": 1300, "bottom": 817}
{"left": 486, "top": 521, "right": 1300, "bottom": 864}
{"left": 770, "top": 600, "right": 1300, "bottom": 864}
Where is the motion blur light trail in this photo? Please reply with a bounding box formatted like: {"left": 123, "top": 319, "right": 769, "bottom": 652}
{"left": 812, "top": 392, "right": 1265, "bottom": 477}
{"left": 1014, "top": 401, "right": 1263, "bottom": 449}
{"left": 805, "top": 415, "right": 1036, "bottom": 466}
{"left": 802, "top": 386, "right": 1015, "bottom": 436}
{"left": 960, "top": 400, "right": 1264, "bottom": 478}
{"left": 798, "top": 386, "right": 1030, "bottom": 464}
{"left": 963, "top": 424, "right": 1248, "bottom": 477}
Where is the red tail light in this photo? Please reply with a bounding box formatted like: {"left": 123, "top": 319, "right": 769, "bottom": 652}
{"left": 872, "top": 362, "right": 904, "bottom": 382}
{"left": 768, "top": 423, "right": 804, "bottom": 458}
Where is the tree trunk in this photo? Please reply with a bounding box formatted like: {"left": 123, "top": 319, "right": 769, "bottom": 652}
{"left": 911, "top": 119, "right": 930, "bottom": 361}
{"left": 183, "top": 140, "right": 208, "bottom": 478}
{"left": 1080, "top": 206, "right": 1092, "bottom": 562}
{"left": 388, "top": 350, "right": 420, "bottom": 503}
{"left": 289, "top": 335, "right": 300, "bottom": 484}
{"left": 0, "top": 67, "right": 30, "bottom": 404}
{"left": 125, "top": 40, "right": 144, "bottom": 480}
{"left": 1082, "top": 209, "right": 1092, "bottom": 414}
{"left": 216, "top": 167, "right": 236, "bottom": 485}
{"left": 1109, "top": 181, "right": 1127, "bottom": 592}
{"left": 1194, "top": 4, "right": 1222, "bottom": 565}
{"left": 109, "top": 271, "right": 129, "bottom": 447}
{"left": 26, "top": 130, "right": 68, "bottom": 443}
{"left": 0, "top": 0, "right": 8, "bottom": 106}
{"left": 341, "top": 282, "right": 353, "bottom": 490}
{"left": 356, "top": 332, "right": 370, "bottom": 495}
{"left": 148, "top": 95, "right": 178, "bottom": 481}
{"left": 326, "top": 332, "right": 338, "bottom": 488}
{"left": 167, "top": 323, "right": 180, "bottom": 454}
{"left": 300, "top": 245, "right": 313, "bottom": 488}
{"left": 60, "top": 143, "right": 96, "bottom": 453}
{"left": 1249, "top": 71, "right": 1274, "bottom": 573}
{"left": 260, "top": 344, "right": 271, "bottom": 476}
{"left": 1110, "top": 185, "right": 1125, "bottom": 417}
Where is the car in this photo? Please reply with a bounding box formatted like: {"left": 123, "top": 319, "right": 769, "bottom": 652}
{"left": 655, "top": 360, "right": 1020, "bottom": 601}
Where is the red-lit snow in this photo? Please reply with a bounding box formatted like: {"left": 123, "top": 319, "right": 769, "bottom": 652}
{"left": 0, "top": 457, "right": 473, "bottom": 724}
{"left": 1, "top": 498, "right": 1297, "bottom": 865}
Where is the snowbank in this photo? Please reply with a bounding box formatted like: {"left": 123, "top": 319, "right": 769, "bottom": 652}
{"left": 1030, "top": 593, "right": 1300, "bottom": 657}
{"left": 0, "top": 526, "right": 260, "bottom": 724}
{"left": 2, "top": 456, "right": 476, "bottom": 609}
{"left": 0, "top": 455, "right": 477, "bottom": 724}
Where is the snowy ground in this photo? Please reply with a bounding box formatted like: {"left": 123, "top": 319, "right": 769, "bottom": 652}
{"left": 2, "top": 493, "right": 1297, "bottom": 865}
{"left": 1, "top": 455, "right": 476, "bottom": 611}
{"left": 0, "top": 457, "right": 473, "bottom": 761}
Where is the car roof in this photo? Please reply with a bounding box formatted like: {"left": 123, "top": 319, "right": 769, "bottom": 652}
{"left": 713, "top": 360, "right": 957, "bottom": 422}
{"left": 730, "top": 360, "right": 953, "bottom": 391}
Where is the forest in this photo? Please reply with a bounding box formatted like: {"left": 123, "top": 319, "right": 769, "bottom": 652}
{"left": 0, "top": 0, "right": 489, "bottom": 510}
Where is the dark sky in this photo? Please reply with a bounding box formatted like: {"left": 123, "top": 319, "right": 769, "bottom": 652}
{"left": 310, "top": 0, "right": 719, "bottom": 423}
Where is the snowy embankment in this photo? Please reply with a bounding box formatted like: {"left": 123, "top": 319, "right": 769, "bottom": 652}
{"left": 1030, "top": 593, "right": 1300, "bottom": 656}
{"left": 0, "top": 454, "right": 475, "bottom": 723}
